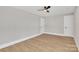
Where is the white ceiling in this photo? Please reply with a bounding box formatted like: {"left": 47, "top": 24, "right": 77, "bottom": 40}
{"left": 13, "top": 6, "right": 75, "bottom": 17}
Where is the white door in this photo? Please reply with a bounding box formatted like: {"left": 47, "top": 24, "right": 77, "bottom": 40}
{"left": 64, "top": 15, "right": 74, "bottom": 36}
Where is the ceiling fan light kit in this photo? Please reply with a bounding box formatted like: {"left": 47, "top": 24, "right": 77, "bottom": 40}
{"left": 38, "top": 6, "right": 51, "bottom": 13}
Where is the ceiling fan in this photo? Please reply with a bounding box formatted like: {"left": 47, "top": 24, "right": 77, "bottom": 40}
{"left": 38, "top": 6, "right": 51, "bottom": 13}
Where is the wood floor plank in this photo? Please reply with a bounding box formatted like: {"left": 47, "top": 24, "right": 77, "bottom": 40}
{"left": 0, "top": 34, "right": 78, "bottom": 52}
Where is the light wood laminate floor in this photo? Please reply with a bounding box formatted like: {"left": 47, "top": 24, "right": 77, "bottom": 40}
{"left": 0, "top": 34, "right": 78, "bottom": 52}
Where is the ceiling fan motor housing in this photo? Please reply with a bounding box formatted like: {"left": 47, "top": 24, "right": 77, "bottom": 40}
{"left": 44, "top": 6, "right": 51, "bottom": 9}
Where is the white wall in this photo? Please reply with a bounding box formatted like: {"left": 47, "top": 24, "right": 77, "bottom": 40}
{"left": 45, "top": 16, "right": 64, "bottom": 34}
{"left": 0, "top": 7, "right": 40, "bottom": 45}
{"left": 74, "top": 7, "right": 79, "bottom": 48}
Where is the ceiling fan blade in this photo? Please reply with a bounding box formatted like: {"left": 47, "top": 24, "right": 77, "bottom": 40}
{"left": 47, "top": 10, "right": 49, "bottom": 12}
{"left": 45, "top": 9, "right": 49, "bottom": 13}
{"left": 47, "top": 6, "right": 51, "bottom": 9}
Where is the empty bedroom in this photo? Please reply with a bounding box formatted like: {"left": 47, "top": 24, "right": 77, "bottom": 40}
{"left": 0, "top": 6, "right": 79, "bottom": 52}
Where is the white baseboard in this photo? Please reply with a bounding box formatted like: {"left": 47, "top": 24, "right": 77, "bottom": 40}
{"left": 0, "top": 33, "right": 42, "bottom": 49}
{"left": 44, "top": 32, "right": 73, "bottom": 37}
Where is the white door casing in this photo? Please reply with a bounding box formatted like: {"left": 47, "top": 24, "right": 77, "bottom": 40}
{"left": 40, "top": 17, "right": 45, "bottom": 33}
